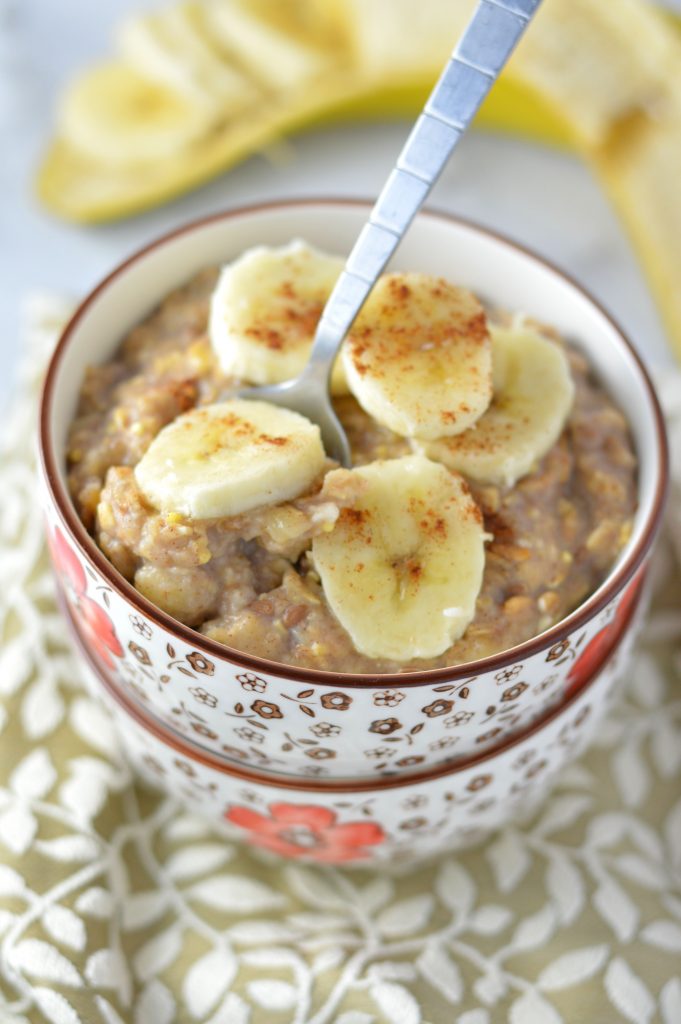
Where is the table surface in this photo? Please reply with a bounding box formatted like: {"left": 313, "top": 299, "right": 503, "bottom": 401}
{"left": 0, "top": 0, "right": 676, "bottom": 416}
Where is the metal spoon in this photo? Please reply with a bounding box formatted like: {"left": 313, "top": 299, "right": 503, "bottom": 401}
{"left": 242, "top": 0, "right": 542, "bottom": 465}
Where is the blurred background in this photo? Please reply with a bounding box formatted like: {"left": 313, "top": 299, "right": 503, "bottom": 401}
{"left": 2, "top": 0, "right": 680, "bottom": 412}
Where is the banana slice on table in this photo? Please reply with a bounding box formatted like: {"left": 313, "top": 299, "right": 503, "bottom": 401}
{"left": 116, "top": 2, "right": 258, "bottom": 113}
{"left": 342, "top": 273, "right": 493, "bottom": 441}
{"left": 57, "top": 63, "right": 215, "bottom": 165}
{"left": 311, "top": 455, "right": 487, "bottom": 661}
{"left": 210, "top": 241, "right": 349, "bottom": 393}
{"left": 418, "top": 325, "right": 575, "bottom": 488}
{"left": 134, "top": 400, "right": 325, "bottom": 519}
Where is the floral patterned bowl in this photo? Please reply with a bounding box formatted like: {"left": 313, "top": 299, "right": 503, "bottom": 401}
{"left": 39, "top": 200, "right": 667, "bottom": 780}
{"left": 68, "top": 588, "right": 639, "bottom": 865}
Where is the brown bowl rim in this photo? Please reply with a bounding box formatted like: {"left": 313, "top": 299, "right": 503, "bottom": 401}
{"left": 64, "top": 574, "right": 642, "bottom": 794}
{"left": 40, "top": 198, "right": 669, "bottom": 689}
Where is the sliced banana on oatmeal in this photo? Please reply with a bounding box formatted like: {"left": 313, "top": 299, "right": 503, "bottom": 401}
{"left": 210, "top": 241, "right": 348, "bottom": 393}
{"left": 418, "top": 325, "right": 575, "bottom": 488}
{"left": 311, "top": 455, "right": 486, "bottom": 661}
{"left": 342, "top": 273, "right": 493, "bottom": 441}
{"left": 134, "top": 399, "right": 325, "bottom": 519}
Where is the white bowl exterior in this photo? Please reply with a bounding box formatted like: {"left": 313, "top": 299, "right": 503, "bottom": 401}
{"left": 80, "top": 644, "right": 623, "bottom": 865}
{"left": 42, "top": 203, "right": 663, "bottom": 779}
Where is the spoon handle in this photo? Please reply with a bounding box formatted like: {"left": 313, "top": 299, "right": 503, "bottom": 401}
{"left": 306, "top": 0, "right": 542, "bottom": 382}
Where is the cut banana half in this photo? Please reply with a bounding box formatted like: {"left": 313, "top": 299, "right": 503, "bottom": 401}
{"left": 418, "top": 325, "right": 575, "bottom": 488}
{"left": 209, "top": 241, "right": 349, "bottom": 393}
{"left": 57, "top": 62, "right": 215, "bottom": 165}
{"left": 342, "top": 273, "right": 493, "bottom": 441}
{"left": 134, "top": 399, "right": 325, "bottom": 519}
{"left": 311, "top": 455, "right": 486, "bottom": 661}
{"left": 116, "top": 2, "right": 258, "bottom": 113}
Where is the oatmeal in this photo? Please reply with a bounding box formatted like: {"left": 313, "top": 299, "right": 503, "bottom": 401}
{"left": 67, "top": 261, "right": 637, "bottom": 673}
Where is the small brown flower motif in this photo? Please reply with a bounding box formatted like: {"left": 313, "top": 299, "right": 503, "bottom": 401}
{"left": 302, "top": 765, "right": 328, "bottom": 777}
{"left": 546, "top": 639, "right": 570, "bottom": 662}
{"left": 320, "top": 691, "right": 352, "bottom": 711}
{"left": 501, "top": 681, "right": 529, "bottom": 702}
{"left": 305, "top": 747, "right": 336, "bottom": 760}
{"left": 525, "top": 758, "right": 548, "bottom": 778}
{"left": 310, "top": 722, "right": 341, "bottom": 738}
{"left": 187, "top": 652, "right": 215, "bottom": 675}
{"left": 365, "top": 747, "right": 393, "bottom": 760}
{"left": 141, "top": 754, "right": 165, "bottom": 775}
{"left": 396, "top": 755, "right": 425, "bottom": 768}
{"left": 401, "top": 794, "right": 427, "bottom": 810}
{"left": 399, "top": 817, "right": 428, "bottom": 831}
{"left": 495, "top": 664, "right": 522, "bottom": 684}
{"left": 173, "top": 759, "right": 196, "bottom": 777}
{"left": 221, "top": 744, "right": 249, "bottom": 761}
{"left": 466, "top": 774, "right": 492, "bottom": 792}
{"left": 475, "top": 728, "right": 503, "bottom": 744}
{"left": 445, "top": 711, "right": 474, "bottom": 728}
{"left": 189, "top": 686, "right": 218, "bottom": 708}
{"left": 573, "top": 706, "right": 591, "bottom": 728}
{"left": 470, "top": 798, "right": 495, "bottom": 814}
{"left": 129, "top": 615, "right": 152, "bottom": 640}
{"left": 251, "top": 699, "right": 283, "bottom": 720}
{"left": 190, "top": 721, "right": 218, "bottom": 740}
{"left": 373, "top": 690, "right": 405, "bottom": 708}
{"left": 235, "top": 726, "right": 264, "bottom": 744}
{"left": 512, "top": 749, "right": 536, "bottom": 769}
{"left": 128, "top": 641, "right": 151, "bottom": 666}
{"left": 534, "top": 674, "right": 558, "bottom": 694}
{"left": 429, "top": 736, "right": 458, "bottom": 751}
{"left": 422, "top": 698, "right": 454, "bottom": 718}
{"left": 369, "top": 717, "right": 402, "bottom": 735}
{"left": 237, "top": 672, "right": 267, "bottom": 693}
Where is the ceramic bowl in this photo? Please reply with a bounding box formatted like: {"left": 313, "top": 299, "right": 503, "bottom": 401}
{"left": 39, "top": 200, "right": 667, "bottom": 779}
{"left": 68, "top": 587, "right": 640, "bottom": 865}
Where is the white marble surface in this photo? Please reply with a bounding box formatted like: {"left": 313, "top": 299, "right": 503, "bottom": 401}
{"left": 0, "top": 0, "right": 675, "bottom": 414}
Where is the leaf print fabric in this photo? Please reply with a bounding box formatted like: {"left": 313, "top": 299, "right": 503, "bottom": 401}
{"left": 0, "top": 297, "right": 680, "bottom": 1022}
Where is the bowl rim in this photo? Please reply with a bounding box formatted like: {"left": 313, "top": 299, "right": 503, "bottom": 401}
{"left": 64, "top": 574, "right": 642, "bottom": 793}
{"left": 40, "top": 197, "right": 669, "bottom": 688}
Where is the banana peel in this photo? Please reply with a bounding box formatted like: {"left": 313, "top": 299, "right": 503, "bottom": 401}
{"left": 36, "top": 0, "right": 681, "bottom": 359}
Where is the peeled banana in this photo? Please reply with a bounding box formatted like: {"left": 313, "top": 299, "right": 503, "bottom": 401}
{"left": 343, "top": 273, "right": 493, "bottom": 441}
{"left": 417, "top": 324, "right": 575, "bottom": 487}
{"left": 311, "top": 455, "right": 487, "bottom": 660}
{"left": 134, "top": 399, "right": 326, "bottom": 518}
{"left": 209, "top": 241, "right": 348, "bottom": 393}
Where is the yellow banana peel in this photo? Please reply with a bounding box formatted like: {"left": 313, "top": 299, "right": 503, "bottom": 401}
{"left": 35, "top": 0, "right": 681, "bottom": 359}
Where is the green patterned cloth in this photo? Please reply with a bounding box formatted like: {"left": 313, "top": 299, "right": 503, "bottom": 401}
{"left": 1, "top": 297, "right": 680, "bottom": 1024}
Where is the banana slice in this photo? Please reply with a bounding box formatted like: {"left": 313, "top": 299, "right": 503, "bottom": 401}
{"left": 116, "top": 3, "right": 258, "bottom": 113}
{"left": 210, "top": 241, "right": 349, "bottom": 393}
{"left": 201, "top": 0, "right": 328, "bottom": 92}
{"left": 311, "top": 455, "right": 486, "bottom": 661}
{"left": 342, "top": 273, "right": 493, "bottom": 441}
{"left": 57, "top": 62, "right": 215, "bottom": 165}
{"left": 418, "top": 325, "right": 575, "bottom": 488}
{"left": 134, "top": 399, "right": 325, "bottom": 519}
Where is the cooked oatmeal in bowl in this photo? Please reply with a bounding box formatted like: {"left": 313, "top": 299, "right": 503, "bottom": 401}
{"left": 66, "top": 262, "right": 637, "bottom": 675}
{"left": 39, "top": 200, "right": 667, "bottom": 778}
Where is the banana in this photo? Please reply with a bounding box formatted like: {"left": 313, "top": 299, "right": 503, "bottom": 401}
{"left": 201, "top": 0, "right": 328, "bottom": 93}
{"left": 134, "top": 399, "right": 326, "bottom": 519}
{"left": 311, "top": 455, "right": 486, "bottom": 661}
{"left": 342, "top": 273, "right": 493, "bottom": 441}
{"left": 116, "top": 3, "right": 258, "bottom": 113}
{"left": 209, "top": 241, "right": 349, "bottom": 393}
{"left": 418, "top": 324, "right": 575, "bottom": 488}
{"left": 56, "top": 63, "right": 215, "bottom": 165}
